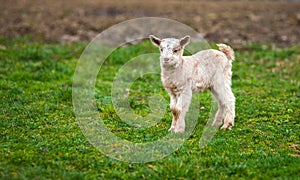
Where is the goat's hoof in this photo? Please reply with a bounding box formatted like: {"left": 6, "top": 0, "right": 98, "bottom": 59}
{"left": 168, "top": 126, "right": 175, "bottom": 132}
{"left": 221, "top": 123, "right": 233, "bottom": 130}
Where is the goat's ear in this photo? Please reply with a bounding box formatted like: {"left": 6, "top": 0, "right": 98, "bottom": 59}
{"left": 149, "top": 35, "right": 161, "bottom": 47}
{"left": 180, "top": 36, "right": 190, "bottom": 47}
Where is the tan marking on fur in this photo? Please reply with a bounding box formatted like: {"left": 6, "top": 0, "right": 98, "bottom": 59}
{"left": 162, "top": 77, "right": 182, "bottom": 96}
{"left": 171, "top": 107, "right": 180, "bottom": 121}
{"left": 169, "top": 86, "right": 178, "bottom": 96}
{"left": 216, "top": 43, "right": 235, "bottom": 61}
{"left": 193, "top": 59, "right": 200, "bottom": 69}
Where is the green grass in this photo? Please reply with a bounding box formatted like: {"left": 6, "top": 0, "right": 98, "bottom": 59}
{"left": 0, "top": 37, "right": 299, "bottom": 179}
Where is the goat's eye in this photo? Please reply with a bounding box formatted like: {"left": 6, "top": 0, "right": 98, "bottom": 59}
{"left": 173, "top": 49, "right": 179, "bottom": 53}
{"left": 160, "top": 48, "right": 163, "bottom": 52}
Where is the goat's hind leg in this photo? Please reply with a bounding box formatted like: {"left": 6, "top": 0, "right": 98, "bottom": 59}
{"left": 221, "top": 93, "right": 235, "bottom": 130}
{"left": 211, "top": 85, "right": 235, "bottom": 130}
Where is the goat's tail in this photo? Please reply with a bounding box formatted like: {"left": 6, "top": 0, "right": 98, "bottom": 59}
{"left": 217, "top": 43, "right": 235, "bottom": 61}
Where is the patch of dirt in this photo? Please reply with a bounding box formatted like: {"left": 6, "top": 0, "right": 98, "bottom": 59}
{"left": 0, "top": 0, "right": 300, "bottom": 46}
{"left": 289, "top": 144, "right": 300, "bottom": 157}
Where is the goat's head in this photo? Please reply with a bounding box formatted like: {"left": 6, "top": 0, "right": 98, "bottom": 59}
{"left": 149, "top": 35, "right": 190, "bottom": 68}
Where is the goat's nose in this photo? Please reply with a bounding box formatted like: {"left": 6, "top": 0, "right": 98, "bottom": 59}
{"left": 164, "top": 58, "right": 170, "bottom": 62}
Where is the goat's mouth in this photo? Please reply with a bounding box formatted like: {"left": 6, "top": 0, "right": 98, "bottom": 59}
{"left": 163, "top": 61, "right": 173, "bottom": 67}
{"left": 162, "top": 61, "right": 177, "bottom": 69}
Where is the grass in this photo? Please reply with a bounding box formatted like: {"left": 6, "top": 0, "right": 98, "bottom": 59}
{"left": 0, "top": 37, "right": 299, "bottom": 179}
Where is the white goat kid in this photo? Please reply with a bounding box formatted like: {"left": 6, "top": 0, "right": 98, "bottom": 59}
{"left": 149, "top": 35, "right": 235, "bottom": 133}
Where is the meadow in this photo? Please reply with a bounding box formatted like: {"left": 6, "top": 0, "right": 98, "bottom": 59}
{"left": 0, "top": 37, "right": 299, "bottom": 179}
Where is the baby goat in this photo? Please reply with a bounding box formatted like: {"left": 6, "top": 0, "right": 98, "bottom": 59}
{"left": 149, "top": 35, "right": 235, "bottom": 133}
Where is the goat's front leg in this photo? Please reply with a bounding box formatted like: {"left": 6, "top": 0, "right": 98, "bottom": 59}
{"left": 173, "top": 89, "right": 192, "bottom": 133}
{"left": 168, "top": 94, "right": 178, "bottom": 132}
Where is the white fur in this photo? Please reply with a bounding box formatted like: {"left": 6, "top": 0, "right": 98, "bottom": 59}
{"left": 150, "top": 35, "right": 235, "bottom": 133}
